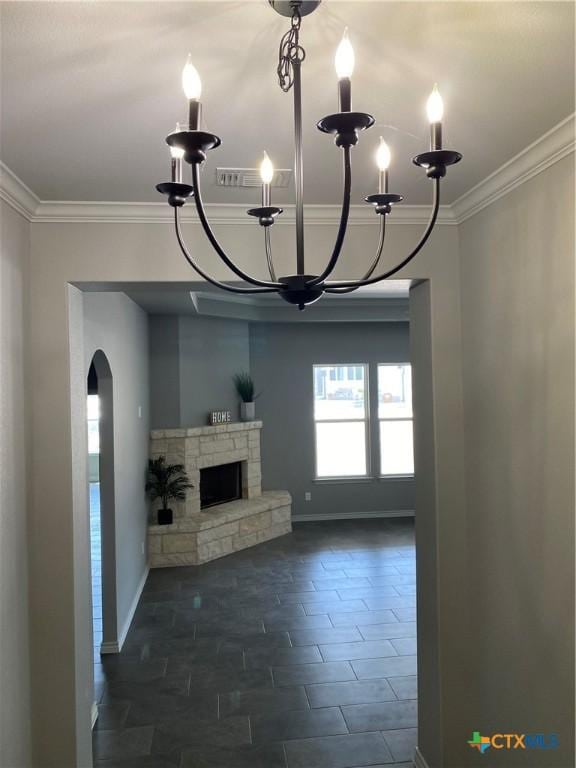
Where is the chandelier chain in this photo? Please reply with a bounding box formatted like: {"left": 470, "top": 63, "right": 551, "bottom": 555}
{"left": 277, "top": 8, "right": 305, "bottom": 92}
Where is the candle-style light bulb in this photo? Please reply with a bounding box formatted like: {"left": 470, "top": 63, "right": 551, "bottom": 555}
{"left": 427, "top": 84, "right": 443, "bottom": 150}
{"left": 182, "top": 54, "right": 202, "bottom": 100}
{"left": 376, "top": 137, "right": 391, "bottom": 193}
{"left": 335, "top": 28, "right": 354, "bottom": 112}
{"left": 260, "top": 151, "right": 274, "bottom": 185}
{"left": 182, "top": 54, "right": 202, "bottom": 130}
{"left": 260, "top": 151, "right": 274, "bottom": 206}
{"left": 335, "top": 28, "right": 355, "bottom": 79}
{"left": 170, "top": 145, "right": 184, "bottom": 183}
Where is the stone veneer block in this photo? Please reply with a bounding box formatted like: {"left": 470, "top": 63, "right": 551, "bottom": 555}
{"left": 148, "top": 491, "right": 292, "bottom": 567}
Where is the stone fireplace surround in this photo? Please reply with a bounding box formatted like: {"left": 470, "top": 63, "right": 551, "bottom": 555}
{"left": 148, "top": 421, "right": 292, "bottom": 567}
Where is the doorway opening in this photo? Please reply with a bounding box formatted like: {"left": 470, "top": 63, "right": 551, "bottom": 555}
{"left": 87, "top": 351, "right": 118, "bottom": 676}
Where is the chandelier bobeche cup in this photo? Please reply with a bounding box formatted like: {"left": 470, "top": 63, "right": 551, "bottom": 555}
{"left": 156, "top": 0, "right": 462, "bottom": 310}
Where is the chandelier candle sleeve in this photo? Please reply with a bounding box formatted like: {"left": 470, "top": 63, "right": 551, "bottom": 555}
{"left": 170, "top": 145, "right": 184, "bottom": 183}
{"left": 182, "top": 55, "right": 202, "bottom": 130}
{"left": 427, "top": 84, "right": 444, "bottom": 151}
{"left": 335, "top": 29, "right": 354, "bottom": 112}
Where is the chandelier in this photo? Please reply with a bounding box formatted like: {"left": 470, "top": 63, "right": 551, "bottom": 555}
{"left": 156, "top": 0, "right": 462, "bottom": 310}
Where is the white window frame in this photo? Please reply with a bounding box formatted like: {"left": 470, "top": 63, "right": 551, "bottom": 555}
{"left": 313, "top": 363, "right": 370, "bottom": 480}
{"left": 377, "top": 362, "right": 414, "bottom": 478}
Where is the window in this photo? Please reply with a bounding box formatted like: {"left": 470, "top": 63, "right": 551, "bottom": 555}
{"left": 313, "top": 364, "right": 368, "bottom": 478}
{"left": 378, "top": 364, "right": 414, "bottom": 475}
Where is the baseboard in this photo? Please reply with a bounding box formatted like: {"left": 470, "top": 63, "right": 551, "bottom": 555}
{"left": 100, "top": 565, "right": 149, "bottom": 654}
{"left": 413, "top": 747, "right": 430, "bottom": 768}
{"left": 292, "top": 510, "right": 415, "bottom": 522}
{"left": 91, "top": 702, "right": 98, "bottom": 730}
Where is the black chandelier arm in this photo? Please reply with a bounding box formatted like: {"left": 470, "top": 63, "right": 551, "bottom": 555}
{"left": 264, "top": 228, "right": 277, "bottom": 281}
{"left": 325, "top": 215, "right": 386, "bottom": 294}
{"left": 191, "top": 164, "right": 283, "bottom": 289}
{"left": 306, "top": 145, "right": 352, "bottom": 287}
{"left": 324, "top": 177, "right": 441, "bottom": 290}
{"left": 174, "top": 209, "right": 278, "bottom": 295}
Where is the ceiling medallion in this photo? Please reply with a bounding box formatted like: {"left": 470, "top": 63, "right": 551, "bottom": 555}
{"left": 156, "top": 0, "right": 462, "bottom": 310}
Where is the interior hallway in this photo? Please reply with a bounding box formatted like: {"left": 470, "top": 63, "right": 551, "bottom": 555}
{"left": 92, "top": 518, "right": 417, "bottom": 768}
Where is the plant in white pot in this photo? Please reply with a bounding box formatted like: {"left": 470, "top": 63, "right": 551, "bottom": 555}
{"left": 233, "top": 372, "right": 258, "bottom": 422}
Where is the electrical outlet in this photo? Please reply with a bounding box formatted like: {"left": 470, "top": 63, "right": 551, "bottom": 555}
{"left": 305, "top": 492, "right": 312, "bottom": 502}
{"left": 138, "top": 406, "right": 142, "bottom": 419}
{"left": 141, "top": 542, "right": 145, "bottom": 555}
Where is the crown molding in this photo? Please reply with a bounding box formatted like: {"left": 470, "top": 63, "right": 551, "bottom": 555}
{"left": 0, "top": 162, "right": 40, "bottom": 221}
{"left": 2, "top": 115, "right": 574, "bottom": 226}
{"left": 452, "top": 112, "right": 575, "bottom": 224}
{"left": 30, "top": 200, "right": 455, "bottom": 226}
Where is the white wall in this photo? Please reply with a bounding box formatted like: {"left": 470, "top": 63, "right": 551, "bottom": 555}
{"left": 83, "top": 292, "right": 150, "bottom": 637}
{"left": 454, "top": 155, "right": 575, "bottom": 767}
{"left": 0, "top": 200, "right": 32, "bottom": 766}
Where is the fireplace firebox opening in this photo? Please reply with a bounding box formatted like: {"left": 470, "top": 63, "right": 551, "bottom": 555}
{"left": 200, "top": 462, "right": 242, "bottom": 510}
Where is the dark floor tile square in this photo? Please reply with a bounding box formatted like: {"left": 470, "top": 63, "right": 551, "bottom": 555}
{"left": 180, "top": 742, "right": 287, "bottom": 768}
{"left": 319, "top": 640, "right": 397, "bottom": 662}
{"left": 219, "top": 685, "right": 310, "bottom": 717}
{"left": 358, "top": 623, "right": 416, "bottom": 641}
{"left": 367, "top": 575, "right": 416, "bottom": 587}
{"left": 391, "top": 608, "right": 416, "bottom": 622}
{"left": 390, "top": 637, "right": 417, "bottom": 656}
{"left": 305, "top": 600, "right": 368, "bottom": 616}
{"left": 336, "top": 587, "right": 399, "bottom": 601}
{"left": 362, "top": 597, "right": 417, "bottom": 612}
{"left": 329, "top": 610, "right": 397, "bottom": 627}
{"left": 93, "top": 726, "right": 154, "bottom": 762}
{"left": 94, "top": 702, "right": 130, "bottom": 730}
{"left": 100, "top": 659, "right": 168, "bottom": 683}
{"left": 124, "top": 691, "right": 218, "bottom": 727}
{"left": 273, "top": 661, "right": 356, "bottom": 687}
{"left": 279, "top": 590, "right": 340, "bottom": 604}
{"left": 101, "top": 675, "right": 191, "bottom": 705}
{"left": 387, "top": 675, "right": 417, "bottom": 700}
{"left": 152, "top": 714, "right": 250, "bottom": 760}
{"left": 284, "top": 732, "right": 394, "bottom": 768}
{"left": 246, "top": 645, "right": 322, "bottom": 669}
{"left": 306, "top": 679, "right": 397, "bottom": 708}
{"left": 251, "top": 707, "right": 348, "bottom": 744}
{"left": 312, "top": 577, "right": 372, "bottom": 591}
{"left": 382, "top": 728, "right": 418, "bottom": 762}
{"left": 289, "top": 626, "right": 363, "bottom": 646}
{"left": 351, "top": 655, "right": 417, "bottom": 680}
{"left": 342, "top": 700, "right": 417, "bottom": 732}
{"left": 264, "top": 614, "right": 333, "bottom": 632}
{"left": 218, "top": 631, "right": 292, "bottom": 653}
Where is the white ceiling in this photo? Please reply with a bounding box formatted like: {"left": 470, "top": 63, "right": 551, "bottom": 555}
{"left": 1, "top": 1, "right": 574, "bottom": 205}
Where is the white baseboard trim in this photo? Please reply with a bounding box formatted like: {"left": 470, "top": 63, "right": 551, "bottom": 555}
{"left": 413, "top": 747, "right": 430, "bottom": 768}
{"left": 91, "top": 702, "right": 98, "bottom": 730}
{"left": 118, "top": 565, "right": 149, "bottom": 651}
{"left": 100, "top": 565, "right": 149, "bottom": 654}
{"left": 292, "top": 510, "right": 415, "bottom": 522}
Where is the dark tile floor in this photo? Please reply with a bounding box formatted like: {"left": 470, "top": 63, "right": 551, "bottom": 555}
{"left": 93, "top": 518, "right": 417, "bottom": 768}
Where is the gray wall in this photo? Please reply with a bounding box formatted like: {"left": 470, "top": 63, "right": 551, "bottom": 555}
{"left": 452, "top": 155, "right": 575, "bottom": 767}
{"left": 0, "top": 200, "right": 32, "bottom": 767}
{"left": 83, "top": 293, "right": 150, "bottom": 640}
{"left": 150, "top": 315, "right": 250, "bottom": 428}
{"left": 250, "top": 321, "right": 414, "bottom": 518}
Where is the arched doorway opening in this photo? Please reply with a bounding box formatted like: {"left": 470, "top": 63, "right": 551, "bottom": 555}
{"left": 87, "top": 351, "right": 118, "bottom": 671}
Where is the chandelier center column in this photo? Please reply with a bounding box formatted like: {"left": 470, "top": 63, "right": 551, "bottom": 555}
{"left": 293, "top": 46, "right": 305, "bottom": 275}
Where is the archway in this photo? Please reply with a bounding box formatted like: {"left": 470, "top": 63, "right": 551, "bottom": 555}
{"left": 87, "top": 351, "right": 118, "bottom": 664}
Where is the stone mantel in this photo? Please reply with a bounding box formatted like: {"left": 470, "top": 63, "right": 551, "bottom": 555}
{"left": 150, "top": 421, "right": 263, "bottom": 440}
{"left": 148, "top": 420, "right": 292, "bottom": 566}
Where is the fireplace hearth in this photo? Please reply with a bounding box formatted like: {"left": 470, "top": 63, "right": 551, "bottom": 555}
{"left": 201, "top": 462, "right": 242, "bottom": 509}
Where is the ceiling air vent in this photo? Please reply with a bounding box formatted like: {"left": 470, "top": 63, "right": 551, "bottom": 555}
{"left": 215, "top": 167, "right": 292, "bottom": 188}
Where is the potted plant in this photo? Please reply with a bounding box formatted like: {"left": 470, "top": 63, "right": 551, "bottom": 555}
{"left": 145, "top": 456, "right": 194, "bottom": 525}
{"left": 233, "top": 372, "right": 258, "bottom": 421}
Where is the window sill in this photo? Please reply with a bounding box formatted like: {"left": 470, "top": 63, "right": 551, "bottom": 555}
{"left": 378, "top": 474, "right": 415, "bottom": 481}
{"left": 313, "top": 476, "right": 376, "bottom": 484}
